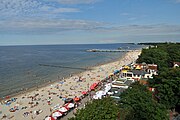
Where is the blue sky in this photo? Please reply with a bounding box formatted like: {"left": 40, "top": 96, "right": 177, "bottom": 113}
{"left": 0, "top": 0, "right": 180, "bottom": 45}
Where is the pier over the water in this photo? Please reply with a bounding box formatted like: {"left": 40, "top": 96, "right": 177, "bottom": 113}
{"left": 86, "top": 49, "right": 139, "bottom": 52}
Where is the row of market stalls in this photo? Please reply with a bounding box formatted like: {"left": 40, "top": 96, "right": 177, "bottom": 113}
{"left": 45, "top": 97, "right": 79, "bottom": 120}
{"left": 45, "top": 66, "right": 136, "bottom": 120}
{"left": 45, "top": 81, "right": 101, "bottom": 120}
{"left": 91, "top": 67, "right": 137, "bottom": 101}
{"left": 45, "top": 102, "right": 75, "bottom": 120}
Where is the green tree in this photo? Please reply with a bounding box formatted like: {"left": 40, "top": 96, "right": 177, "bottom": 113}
{"left": 149, "top": 68, "right": 180, "bottom": 110}
{"left": 69, "top": 97, "right": 119, "bottom": 120}
{"left": 119, "top": 83, "right": 168, "bottom": 120}
{"left": 159, "top": 43, "right": 180, "bottom": 67}
{"left": 155, "top": 78, "right": 180, "bottom": 109}
{"left": 137, "top": 47, "right": 169, "bottom": 70}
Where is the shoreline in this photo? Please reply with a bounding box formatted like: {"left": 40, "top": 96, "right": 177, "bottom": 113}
{"left": 0, "top": 50, "right": 141, "bottom": 120}
{"left": 0, "top": 52, "right": 128, "bottom": 102}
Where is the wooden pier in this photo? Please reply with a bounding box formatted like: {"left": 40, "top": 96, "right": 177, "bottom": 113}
{"left": 86, "top": 49, "right": 139, "bottom": 52}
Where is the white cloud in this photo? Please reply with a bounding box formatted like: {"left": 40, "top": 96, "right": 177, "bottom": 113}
{"left": 0, "top": 18, "right": 180, "bottom": 37}
{"left": 0, "top": 0, "right": 81, "bottom": 18}
{"left": 0, "top": 0, "right": 42, "bottom": 16}
{"left": 53, "top": 0, "right": 100, "bottom": 4}
{"left": 171, "top": 0, "right": 180, "bottom": 3}
{"left": 94, "top": 24, "right": 180, "bottom": 36}
{"left": 0, "top": 19, "right": 105, "bottom": 33}
{"left": 120, "top": 13, "right": 129, "bottom": 16}
{"left": 52, "top": 8, "right": 80, "bottom": 13}
{"left": 175, "top": 0, "right": 180, "bottom": 3}
{"left": 128, "top": 17, "right": 137, "bottom": 21}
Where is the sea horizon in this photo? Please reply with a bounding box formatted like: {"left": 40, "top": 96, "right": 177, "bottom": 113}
{"left": 0, "top": 42, "right": 138, "bottom": 47}
{"left": 0, "top": 43, "right": 142, "bottom": 98}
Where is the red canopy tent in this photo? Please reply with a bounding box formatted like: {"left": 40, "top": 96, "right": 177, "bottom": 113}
{"left": 64, "top": 103, "right": 74, "bottom": 109}
{"left": 52, "top": 111, "right": 63, "bottom": 119}
{"left": 90, "top": 82, "right": 98, "bottom": 90}
{"left": 81, "top": 91, "right": 87, "bottom": 95}
{"left": 59, "top": 107, "right": 68, "bottom": 113}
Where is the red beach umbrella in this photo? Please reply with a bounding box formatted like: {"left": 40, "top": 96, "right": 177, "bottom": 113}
{"left": 64, "top": 105, "right": 70, "bottom": 111}
{"left": 81, "top": 91, "right": 87, "bottom": 95}
{"left": 64, "top": 103, "right": 74, "bottom": 109}
{"left": 6, "top": 96, "right": 10, "bottom": 99}
{"left": 90, "top": 85, "right": 95, "bottom": 90}
{"left": 74, "top": 97, "right": 80, "bottom": 102}
{"left": 59, "top": 107, "right": 68, "bottom": 113}
{"left": 52, "top": 111, "right": 63, "bottom": 118}
{"left": 90, "top": 83, "right": 98, "bottom": 90}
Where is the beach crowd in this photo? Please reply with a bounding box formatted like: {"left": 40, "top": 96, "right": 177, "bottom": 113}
{"left": 0, "top": 50, "right": 141, "bottom": 120}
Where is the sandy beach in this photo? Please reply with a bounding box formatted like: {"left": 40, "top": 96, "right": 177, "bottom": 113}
{"left": 0, "top": 50, "right": 141, "bottom": 120}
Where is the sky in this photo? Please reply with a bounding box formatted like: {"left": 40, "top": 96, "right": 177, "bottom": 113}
{"left": 0, "top": 0, "right": 180, "bottom": 45}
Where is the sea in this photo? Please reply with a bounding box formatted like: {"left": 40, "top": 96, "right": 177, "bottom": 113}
{"left": 0, "top": 43, "right": 142, "bottom": 98}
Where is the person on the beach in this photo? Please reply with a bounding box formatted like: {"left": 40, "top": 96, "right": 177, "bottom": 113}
{"left": 47, "top": 100, "right": 50, "bottom": 105}
{"left": 73, "top": 108, "right": 78, "bottom": 115}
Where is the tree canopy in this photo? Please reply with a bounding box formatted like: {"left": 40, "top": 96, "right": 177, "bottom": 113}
{"left": 149, "top": 68, "right": 180, "bottom": 110}
{"left": 119, "top": 83, "right": 168, "bottom": 120}
{"left": 69, "top": 97, "right": 119, "bottom": 120}
{"left": 140, "top": 43, "right": 180, "bottom": 112}
{"left": 137, "top": 47, "right": 169, "bottom": 70}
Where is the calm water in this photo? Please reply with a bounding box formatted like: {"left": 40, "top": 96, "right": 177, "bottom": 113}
{"left": 0, "top": 43, "right": 142, "bottom": 98}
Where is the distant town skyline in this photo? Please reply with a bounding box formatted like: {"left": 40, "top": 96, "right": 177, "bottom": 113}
{"left": 0, "top": 0, "right": 180, "bottom": 45}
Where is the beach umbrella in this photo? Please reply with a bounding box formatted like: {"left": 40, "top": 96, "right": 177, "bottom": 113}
{"left": 45, "top": 116, "right": 55, "bottom": 120}
{"left": 81, "top": 91, "right": 87, "bottom": 95}
{"left": 74, "top": 97, "right": 80, "bottom": 102}
{"left": 9, "top": 108, "right": 16, "bottom": 112}
{"left": 121, "top": 70, "right": 127, "bottom": 73}
{"left": 94, "top": 82, "right": 98, "bottom": 86}
{"left": 52, "top": 111, "right": 63, "bottom": 118}
{"left": 6, "top": 102, "right": 11, "bottom": 106}
{"left": 6, "top": 96, "right": 10, "bottom": 99}
{"left": 107, "top": 92, "right": 114, "bottom": 95}
{"left": 59, "top": 107, "right": 68, "bottom": 113}
{"left": 93, "top": 95, "right": 99, "bottom": 99}
{"left": 114, "top": 70, "right": 119, "bottom": 74}
{"left": 62, "top": 98, "right": 66, "bottom": 101}
{"left": 135, "top": 65, "right": 141, "bottom": 70}
{"left": 98, "top": 91, "right": 106, "bottom": 96}
{"left": 90, "top": 85, "right": 95, "bottom": 90}
{"left": 65, "top": 103, "right": 74, "bottom": 109}
{"left": 109, "top": 73, "right": 114, "bottom": 76}
{"left": 93, "top": 93, "right": 103, "bottom": 99}
{"left": 124, "top": 66, "right": 130, "bottom": 69}
{"left": 90, "top": 83, "right": 98, "bottom": 90}
{"left": 59, "top": 81, "right": 64, "bottom": 84}
{"left": 64, "top": 98, "right": 73, "bottom": 104}
{"left": 95, "top": 91, "right": 106, "bottom": 99}
{"left": 64, "top": 106, "right": 70, "bottom": 111}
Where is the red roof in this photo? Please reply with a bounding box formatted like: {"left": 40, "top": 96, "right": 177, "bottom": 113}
{"left": 173, "top": 62, "right": 180, "bottom": 66}
{"left": 148, "top": 64, "right": 158, "bottom": 70}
